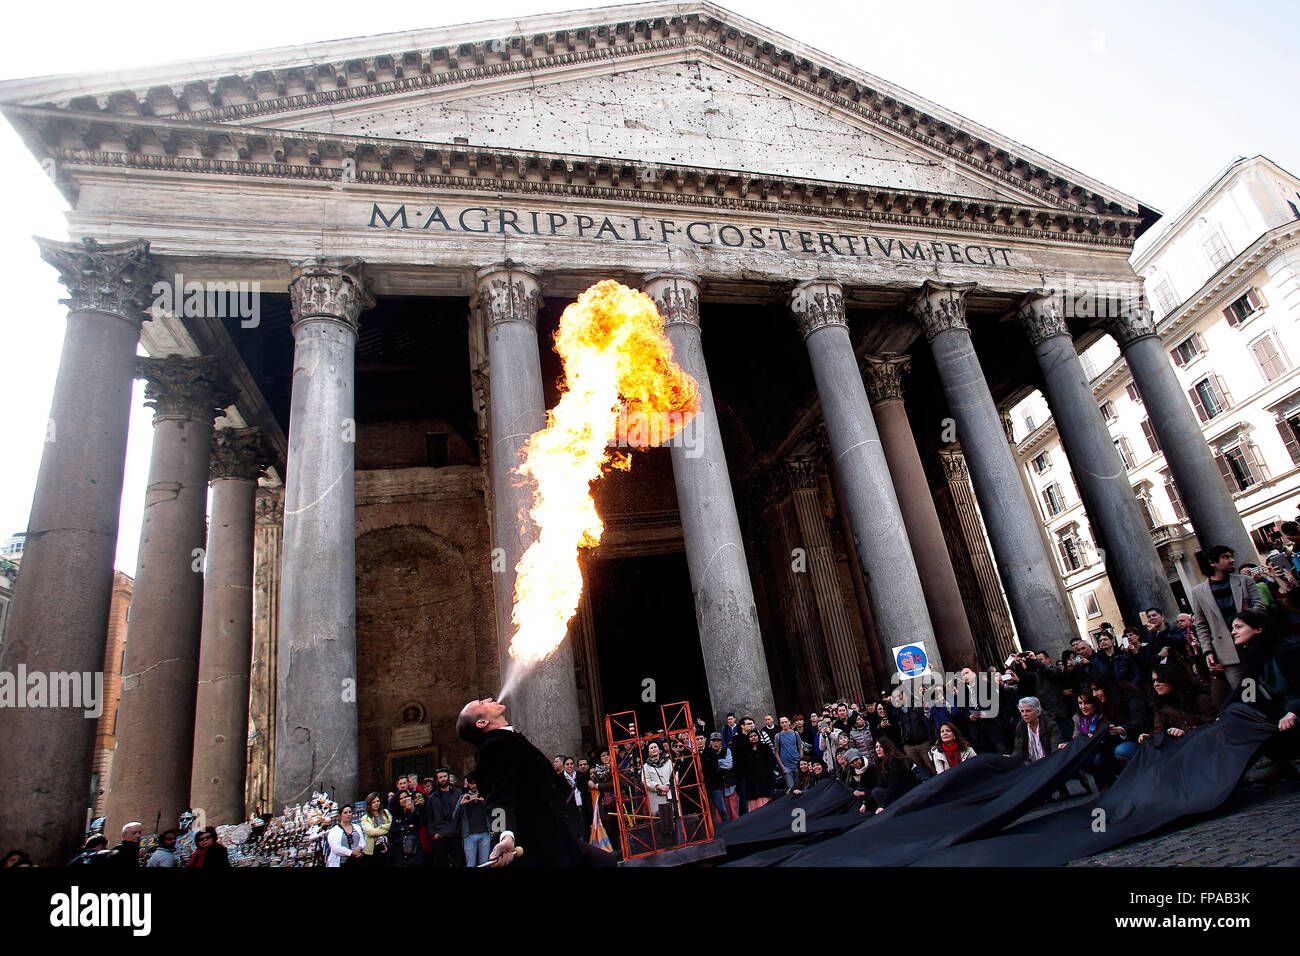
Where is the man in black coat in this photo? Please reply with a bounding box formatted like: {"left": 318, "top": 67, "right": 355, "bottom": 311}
{"left": 457, "top": 697, "right": 615, "bottom": 867}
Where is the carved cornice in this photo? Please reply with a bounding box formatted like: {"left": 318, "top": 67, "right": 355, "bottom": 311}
{"left": 910, "top": 280, "right": 976, "bottom": 342}
{"left": 32, "top": 136, "right": 1142, "bottom": 247}
{"left": 288, "top": 257, "right": 372, "bottom": 334}
{"left": 1016, "top": 289, "right": 1070, "bottom": 346}
{"left": 789, "top": 279, "right": 846, "bottom": 339}
{"left": 643, "top": 272, "right": 700, "bottom": 330}
{"left": 1101, "top": 303, "right": 1159, "bottom": 348}
{"left": 209, "top": 426, "right": 272, "bottom": 482}
{"left": 35, "top": 236, "right": 158, "bottom": 320}
{"left": 861, "top": 353, "right": 911, "bottom": 404}
{"left": 938, "top": 447, "right": 969, "bottom": 482}
{"left": 7, "top": 11, "right": 1143, "bottom": 226}
{"left": 474, "top": 262, "right": 543, "bottom": 329}
{"left": 254, "top": 486, "right": 284, "bottom": 526}
{"left": 136, "top": 354, "right": 238, "bottom": 424}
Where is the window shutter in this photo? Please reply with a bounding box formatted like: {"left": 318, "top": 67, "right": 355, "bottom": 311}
{"left": 1223, "top": 305, "right": 1239, "bottom": 327}
{"left": 1165, "top": 476, "right": 1188, "bottom": 520}
{"left": 1246, "top": 287, "right": 1263, "bottom": 310}
{"left": 1214, "top": 452, "right": 1238, "bottom": 492}
{"left": 1194, "top": 331, "right": 1206, "bottom": 352}
{"left": 1242, "top": 443, "right": 1269, "bottom": 482}
{"left": 1188, "top": 386, "right": 1209, "bottom": 422}
{"left": 1215, "top": 374, "right": 1234, "bottom": 407}
{"left": 1141, "top": 419, "right": 1161, "bottom": 454}
{"left": 1278, "top": 418, "right": 1300, "bottom": 466}
{"left": 1171, "top": 346, "right": 1185, "bottom": 367}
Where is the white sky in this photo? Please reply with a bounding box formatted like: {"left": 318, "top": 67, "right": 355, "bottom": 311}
{"left": 1, "top": 0, "right": 1297, "bottom": 576}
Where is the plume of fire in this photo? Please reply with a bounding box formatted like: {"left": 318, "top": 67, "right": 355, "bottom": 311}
{"left": 508, "top": 280, "right": 700, "bottom": 666}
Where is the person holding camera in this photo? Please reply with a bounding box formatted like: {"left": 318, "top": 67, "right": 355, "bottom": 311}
{"left": 451, "top": 772, "right": 492, "bottom": 866}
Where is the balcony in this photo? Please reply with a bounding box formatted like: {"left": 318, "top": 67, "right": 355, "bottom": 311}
{"left": 1150, "top": 524, "right": 1185, "bottom": 547}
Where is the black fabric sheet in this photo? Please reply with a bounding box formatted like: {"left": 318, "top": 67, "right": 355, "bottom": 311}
{"left": 723, "top": 705, "right": 1274, "bottom": 867}
{"left": 910, "top": 704, "right": 1276, "bottom": 866}
{"left": 714, "top": 780, "right": 863, "bottom": 847}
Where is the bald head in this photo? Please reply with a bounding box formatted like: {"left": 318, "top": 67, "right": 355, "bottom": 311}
{"left": 457, "top": 697, "right": 508, "bottom": 744}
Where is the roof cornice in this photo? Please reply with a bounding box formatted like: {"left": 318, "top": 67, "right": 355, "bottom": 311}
{"left": 3, "top": 104, "right": 1145, "bottom": 245}
{"left": 0, "top": 3, "right": 1152, "bottom": 223}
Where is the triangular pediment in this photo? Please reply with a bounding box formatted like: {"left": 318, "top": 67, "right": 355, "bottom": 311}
{"left": 0, "top": 2, "right": 1156, "bottom": 228}
{"left": 279, "top": 60, "right": 1021, "bottom": 203}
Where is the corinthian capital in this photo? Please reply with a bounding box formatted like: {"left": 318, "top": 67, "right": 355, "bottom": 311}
{"left": 784, "top": 456, "right": 821, "bottom": 490}
{"left": 1016, "top": 290, "right": 1070, "bottom": 345}
{"left": 643, "top": 273, "right": 701, "bottom": 330}
{"left": 861, "top": 353, "right": 912, "bottom": 405}
{"left": 475, "top": 261, "right": 544, "bottom": 330}
{"left": 255, "top": 487, "right": 284, "bottom": 526}
{"left": 789, "top": 279, "right": 846, "bottom": 339}
{"left": 1101, "top": 302, "right": 1158, "bottom": 348}
{"left": 288, "top": 257, "right": 372, "bottom": 334}
{"left": 210, "top": 426, "right": 273, "bottom": 482}
{"left": 910, "top": 281, "right": 977, "bottom": 342}
{"left": 36, "top": 237, "right": 158, "bottom": 321}
{"left": 938, "top": 447, "right": 969, "bottom": 482}
{"left": 136, "top": 354, "right": 238, "bottom": 424}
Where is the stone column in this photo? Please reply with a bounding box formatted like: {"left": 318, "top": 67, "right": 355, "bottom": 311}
{"left": 1018, "top": 292, "right": 1180, "bottom": 622}
{"left": 248, "top": 487, "right": 283, "bottom": 816}
{"left": 1102, "top": 307, "right": 1258, "bottom": 562}
{"left": 104, "top": 356, "right": 237, "bottom": 837}
{"left": 910, "top": 282, "right": 1074, "bottom": 653}
{"left": 784, "top": 457, "right": 864, "bottom": 703}
{"left": 862, "top": 354, "right": 980, "bottom": 668}
{"left": 0, "top": 238, "right": 155, "bottom": 865}
{"left": 790, "top": 279, "right": 942, "bottom": 681}
{"left": 937, "top": 448, "right": 1018, "bottom": 665}
{"left": 190, "top": 427, "right": 270, "bottom": 826}
{"left": 274, "top": 258, "right": 370, "bottom": 808}
{"left": 645, "top": 273, "right": 775, "bottom": 724}
{"left": 477, "top": 262, "right": 581, "bottom": 757}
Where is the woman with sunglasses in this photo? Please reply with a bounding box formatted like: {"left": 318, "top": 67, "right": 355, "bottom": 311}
{"left": 1139, "top": 661, "right": 1217, "bottom": 743}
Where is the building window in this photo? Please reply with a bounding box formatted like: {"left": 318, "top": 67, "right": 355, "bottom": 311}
{"left": 1081, "top": 353, "right": 1099, "bottom": 380}
{"left": 1250, "top": 333, "right": 1290, "bottom": 382}
{"left": 1031, "top": 451, "right": 1051, "bottom": 474}
{"left": 1114, "top": 435, "right": 1136, "bottom": 470}
{"left": 1252, "top": 520, "right": 1282, "bottom": 556}
{"left": 1057, "top": 529, "right": 1084, "bottom": 572}
{"left": 1162, "top": 470, "right": 1188, "bottom": 521}
{"left": 1042, "top": 482, "right": 1066, "bottom": 516}
{"left": 1134, "top": 488, "right": 1160, "bottom": 530}
{"left": 1140, "top": 418, "right": 1162, "bottom": 455}
{"left": 1188, "top": 375, "right": 1231, "bottom": 422}
{"left": 1081, "top": 591, "right": 1102, "bottom": 619}
{"left": 1276, "top": 415, "right": 1300, "bottom": 466}
{"left": 1215, "top": 443, "right": 1269, "bottom": 492}
{"left": 1223, "top": 288, "right": 1264, "bottom": 327}
{"left": 1201, "top": 229, "right": 1232, "bottom": 271}
{"left": 1099, "top": 399, "right": 1118, "bottom": 422}
{"left": 1153, "top": 280, "right": 1178, "bottom": 316}
{"left": 1126, "top": 382, "right": 1142, "bottom": 404}
{"left": 1170, "top": 332, "right": 1205, "bottom": 368}
{"left": 1023, "top": 413, "right": 1036, "bottom": 432}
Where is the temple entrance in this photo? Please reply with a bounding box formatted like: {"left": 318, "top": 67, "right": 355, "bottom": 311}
{"left": 588, "top": 552, "right": 712, "bottom": 735}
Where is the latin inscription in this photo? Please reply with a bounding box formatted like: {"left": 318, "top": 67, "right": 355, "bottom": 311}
{"left": 368, "top": 203, "right": 1015, "bottom": 266}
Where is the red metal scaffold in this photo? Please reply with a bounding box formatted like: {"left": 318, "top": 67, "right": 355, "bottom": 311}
{"left": 604, "top": 701, "right": 714, "bottom": 861}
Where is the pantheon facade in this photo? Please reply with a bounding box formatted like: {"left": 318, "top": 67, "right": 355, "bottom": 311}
{"left": 0, "top": 2, "right": 1257, "bottom": 863}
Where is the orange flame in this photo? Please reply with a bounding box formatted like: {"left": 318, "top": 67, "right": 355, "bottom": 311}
{"left": 509, "top": 280, "right": 700, "bottom": 666}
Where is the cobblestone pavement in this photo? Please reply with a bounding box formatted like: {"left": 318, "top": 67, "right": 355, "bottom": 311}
{"left": 1068, "top": 780, "right": 1300, "bottom": 866}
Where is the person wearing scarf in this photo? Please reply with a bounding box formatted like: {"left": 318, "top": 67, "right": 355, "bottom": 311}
{"left": 928, "top": 721, "right": 976, "bottom": 773}
{"left": 187, "top": 827, "right": 229, "bottom": 867}
{"left": 641, "top": 742, "right": 679, "bottom": 846}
